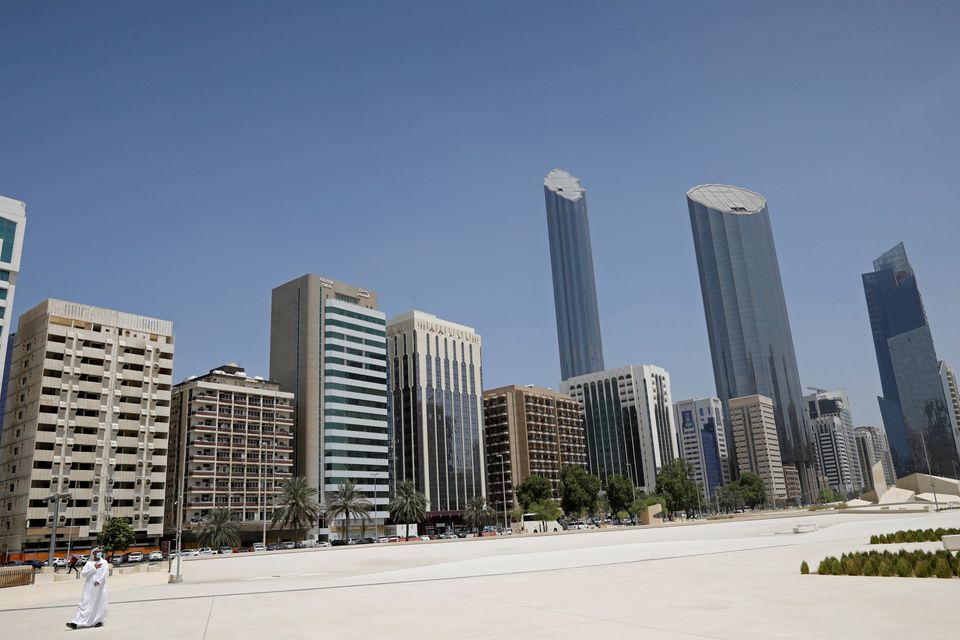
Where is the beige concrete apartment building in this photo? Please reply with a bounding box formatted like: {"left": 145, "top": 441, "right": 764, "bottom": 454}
{"left": 165, "top": 365, "right": 294, "bottom": 542}
{"left": 0, "top": 300, "right": 173, "bottom": 553}
{"left": 728, "top": 394, "right": 788, "bottom": 503}
{"left": 482, "top": 385, "right": 586, "bottom": 516}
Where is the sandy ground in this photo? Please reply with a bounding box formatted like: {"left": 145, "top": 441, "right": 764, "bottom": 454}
{"left": 1, "top": 508, "right": 959, "bottom": 639}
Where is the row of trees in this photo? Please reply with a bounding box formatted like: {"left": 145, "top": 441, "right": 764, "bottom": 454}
{"left": 95, "top": 462, "right": 779, "bottom": 553}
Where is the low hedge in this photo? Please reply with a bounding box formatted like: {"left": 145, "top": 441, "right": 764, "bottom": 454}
{"left": 869, "top": 528, "right": 960, "bottom": 545}
{"left": 804, "top": 549, "right": 959, "bottom": 578}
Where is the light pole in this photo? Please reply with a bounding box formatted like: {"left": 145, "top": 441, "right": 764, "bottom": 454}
{"left": 172, "top": 420, "right": 187, "bottom": 584}
{"left": 626, "top": 462, "right": 637, "bottom": 524}
{"left": 920, "top": 432, "right": 939, "bottom": 512}
{"left": 495, "top": 453, "right": 507, "bottom": 532}
{"left": 46, "top": 492, "right": 71, "bottom": 568}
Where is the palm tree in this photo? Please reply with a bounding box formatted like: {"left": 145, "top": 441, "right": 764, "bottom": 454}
{"left": 196, "top": 509, "right": 240, "bottom": 549}
{"left": 388, "top": 480, "right": 427, "bottom": 540}
{"left": 272, "top": 476, "right": 323, "bottom": 541}
{"left": 463, "top": 494, "right": 494, "bottom": 534}
{"left": 326, "top": 480, "right": 372, "bottom": 541}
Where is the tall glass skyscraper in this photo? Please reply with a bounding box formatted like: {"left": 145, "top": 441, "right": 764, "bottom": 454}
{"left": 544, "top": 169, "right": 604, "bottom": 381}
{"left": 687, "top": 185, "right": 816, "bottom": 499}
{"left": 862, "top": 243, "right": 958, "bottom": 477}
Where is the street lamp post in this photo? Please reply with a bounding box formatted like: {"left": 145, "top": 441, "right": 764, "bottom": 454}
{"left": 920, "top": 432, "right": 939, "bottom": 512}
{"left": 495, "top": 453, "right": 507, "bottom": 532}
{"left": 46, "top": 492, "right": 71, "bottom": 568}
{"left": 172, "top": 421, "right": 187, "bottom": 584}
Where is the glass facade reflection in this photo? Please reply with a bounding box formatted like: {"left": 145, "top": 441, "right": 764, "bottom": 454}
{"left": 862, "top": 243, "right": 958, "bottom": 477}
{"left": 687, "top": 185, "right": 816, "bottom": 498}
{"left": 544, "top": 169, "right": 605, "bottom": 381}
{"left": 387, "top": 311, "right": 484, "bottom": 517}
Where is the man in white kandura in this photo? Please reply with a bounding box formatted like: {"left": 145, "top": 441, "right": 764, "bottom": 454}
{"left": 66, "top": 547, "right": 109, "bottom": 629}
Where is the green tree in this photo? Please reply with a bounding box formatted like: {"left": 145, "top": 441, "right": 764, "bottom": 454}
{"left": 96, "top": 517, "right": 135, "bottom": 560}
{"left": 717, "top": 482, "right": 746, "bottom": 512}
{"left": 515, "top": 475, "right": 553, "bottom": 511}
{"left": 271, "top": 476, "right": 323, "bottom": 541}
{"left": 195, "top": 509, "right": 240, "bottom": 550}
{"left": 655, "top": 459, "right": 700, "bottom": 516}
{"left": 594, "top": 495, "right": 610, "bottom": 523}
{"left": 558, "top": 465, "right": 600, "bottom": 517}
{"left": 629, "top": 493, "right": 667, "bottom": 523}
{"left": 606, "top": 475, "right": 635, "bottom": 515}
{"left": 738, "top": 473, "right": 767, "bottom": 508}
{"left": 463, "top": 494, "right": 494, "bottom": 533}
{"left": 326, "top": 480, "right": 372, "bottom": 541}
{"left": 388, "top": 480, "right": 428, "bottom": 541}
{"left": 817, "top": 487, "right": 843, "bottom": 504}
{"left": 510, "top": 504, "right": 524, "bottom": 524}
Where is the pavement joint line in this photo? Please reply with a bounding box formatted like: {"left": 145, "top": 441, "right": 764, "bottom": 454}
{"left": 200, "top": 596, "right": 216, "bottom": 640}
{"left": 0, "top": 541, "right": 800, "bottom": 615}
{"left": 410, "top": 579, "right": 727, "bottom": 640}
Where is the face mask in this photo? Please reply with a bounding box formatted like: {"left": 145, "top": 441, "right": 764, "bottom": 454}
{"left": 96, "top": 552, "right": 104, "bottom": 559}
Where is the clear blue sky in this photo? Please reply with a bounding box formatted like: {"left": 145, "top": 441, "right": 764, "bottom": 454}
{"left": 2, "top": 1, "right": 958, "bottom": 427}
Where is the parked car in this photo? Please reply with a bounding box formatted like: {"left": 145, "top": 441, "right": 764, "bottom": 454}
{"left": 331, "top": 539, "right": 348, "bottom": 546}
{"left": 218, "top": 546, "right": 234, "bottom": 555}
{"left": 279, "top": 541, "right": 296, "bottom": 550}
{"left": 52, "top": 558, "right": 68, "bottom": 568}
{"left": 252, "top": 542, "right": 266, "bottom": 553}
{"left": 111, "top": 555, "right": 126, "bottom": 566}
{"left": 5, "top": 560, "right": 42, "bottom": 570}
{"left": 267, "top": 544, "right": 279, "bottom": 551}
{"left": 316, "top": 541, "right": 331, "bottom": 547}
{"left": 197, "top": 547, "right": 214, "bottom": 556}
{"left": 148, "top": 551, "right": 164, "bottom": 562}
{"left": 127, "top": 552, "right": 144, "bottom": 563}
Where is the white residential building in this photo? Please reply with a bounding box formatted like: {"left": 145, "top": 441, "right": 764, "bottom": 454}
{"left": 805, "top": 389, "right": 863, "bottom": 494}
{"left": 270, "top": 275, "right": 389, "bottom": 540}
{"left": 561, "top": 365, "right": 678, "bottom": 492}
{"left": 674, "top": 397, "right": 730, "bottom": 501}
{"left": 854, "top": 425, "right": 897, "bottom": 488}
{"left": 0, "top": 300, "right": 173, "bottom": 553}
{"left": 387, "top": 311, "right": 485, "bottom": 521}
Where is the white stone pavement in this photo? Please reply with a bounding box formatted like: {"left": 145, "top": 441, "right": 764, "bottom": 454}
{"left": 2, "top": 509, "right": 959, "bottom": 639}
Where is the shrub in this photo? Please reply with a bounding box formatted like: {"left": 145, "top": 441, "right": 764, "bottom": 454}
{"left": 817, "top": 559, "right": 830, "bottom": 575}
{"left": 800, "top": 560, "right": 809, "bottom": 575}
{"left": 878, "top": 559, "right": 895, "bottom": 576}
{"left": 915, "top": 560, "right": 931, "bottom": 578}
{"left": 840, "top": 557, "right": 853, "bottom": 575}
{"left": 895, "top": 557, "right": 912, "bottom": 577}
{"left": 863, "top": 556, "right": 879, "bottom": 576}
{"left": 870, "top": 535, "right": 879, "bottom": 545}
{"left": 934, "top": 558, "right": 953, "bottom": 579}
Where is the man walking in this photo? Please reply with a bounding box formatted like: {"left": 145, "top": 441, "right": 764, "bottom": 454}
{"left": 67, "top": 553, "right": 79, "bottom": 576}
{"left": 66, "top": 547, "right": 109, "bottom": 629}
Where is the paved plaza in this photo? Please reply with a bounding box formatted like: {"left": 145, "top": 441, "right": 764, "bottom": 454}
{"left": 2, "top": 509, "right": 959, "bottom": 639}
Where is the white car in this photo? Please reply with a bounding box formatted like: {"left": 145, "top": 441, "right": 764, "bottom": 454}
{"left": 218, "top": 546, "right": 234, "bottom": 555}
{"left": 148, "top": 551, "right": 163, "bottom": 562}
{"left": 127, "top": 552, "right": 144, "bottom": 563}
{"left": 52, "top": 558, "right": 68, "bottom": 568}
{"left": 252, "top": 543, "right": 266, "bottom": 553}
{"left": 197, "top": 547, "right": 214, "bottom": 556}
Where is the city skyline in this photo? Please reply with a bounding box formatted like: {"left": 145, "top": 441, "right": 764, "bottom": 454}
{"left": 2, "top": 3, "right": 959, "bottom": 432}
